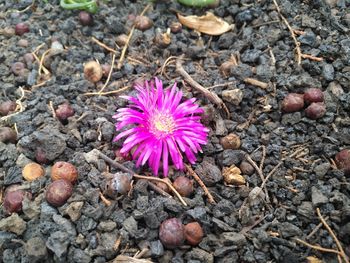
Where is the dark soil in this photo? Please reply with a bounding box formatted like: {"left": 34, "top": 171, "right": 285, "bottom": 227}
{"left": 1, "top": 0, "right": 350, "bottom": 262}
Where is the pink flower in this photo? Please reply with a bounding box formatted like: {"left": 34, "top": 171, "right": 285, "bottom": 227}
{"left": 113, "top": 78, "right": 209, "bottom": 176}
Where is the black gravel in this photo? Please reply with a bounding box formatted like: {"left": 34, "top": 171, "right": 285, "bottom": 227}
{"left": 1, "top": 0, "right": 350, "bottom": 262}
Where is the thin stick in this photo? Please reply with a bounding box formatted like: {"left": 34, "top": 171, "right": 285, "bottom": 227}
{"left": 117, "top": 3, "right": 151, "bottom": 69}
{"left": 99, "top": 191, "right": 112, "bottom": 206}
{"left": 207, "top": 81, "right": 235, "bottom": 90}
{"left": 97, "top": 150, "right": 187, "bottom": 206}
{"left": 48, "top": 101, "right": 56, "bottom": 119}
{"left": 306, "top": 216, "right": 329, "bottom": 240}
{"left": 148, "top": 181, "right": 172, "bottom": 198}
{"left": 91, "top": 37, "right": 117, "bottom": 53}
{"left": 272, "top": 0, "right": 302, "bottom": 65}
{"left": 185, "top": 164, "right": 216, "bottom": 204}
{"left": 244, "top": 78, "right": 269, "bottom": 89}
{"left": 84, "top": 85, "right": 131, "bottom": 96}
{"left": 295, "top": 238, "right": 341, "bottom": 255}
{"left": 259, "top": 145, "right": 266, "bottom": 171}
{"left": 97, "top": 52, "right": 116, "bottom": 95}
{"left": 301, "top": 53, "right": 323, "bottom": 62}
{"left": 176, "top": 55, "right": 230, "bottom": 116}
{"left": 316, "top": 208, "right": 349, "bottom": 263}
{"left": 38, "top": 49, "right": 52, "bottom": 76}
{"left": 261, "top": 161, "right": 283, "bottom": 189}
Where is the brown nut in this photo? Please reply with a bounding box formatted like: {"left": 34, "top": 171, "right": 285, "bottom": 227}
{"left": 0, "top": 127, "right": 17, "bottom": 144}
{"left": 239, "top": 161, "right": 254, "bottom": 175}
{"left": 55, "top": 103, "right": 75, "bottom": 123}
{"left": 134, "top": 15, "right": 153, "bottom": 31}
{"left": 305, "top": 102, "right": 326, "bottom": 120}
{"left": 184, "top": 222, "right": 204, "bottom": 246}
{"left": 46, "top": 179, "right": 73, "bottom": 207}
{"left": 159, "top": 218, "right": 184, "bottom": 248}
{"left": 281, "top": 93, "right": 304, "bottom": 113}
{"left": 0, "top": 101, "right": 17, "bottom": 116}
{"left": 220, "top": 133, "right": 241, "bottom": 150}
{"left": 335, "top": 149, "right": 350, "bottom": 176}
{"left": 51, "top": 161, "right": 78, "bottom": 184}
{"left": 84, "top": 61, "right": 103, "bottom": 83}
{"left": 173, "top": 176, "right": 193, "bottom": 197}
{"left": 170, "top": 21, "right": 182, "bottom": 33}
{"left": 304, "top": 88, "right": 324, "bottom": 104}
{"left": 3, "top": 189, "right": 31, "bottom": 214}
{"left": 22, "top": 162, "right": 45, "bottom": 181}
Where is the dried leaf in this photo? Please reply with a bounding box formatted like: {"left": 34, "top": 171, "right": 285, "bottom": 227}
{"left": 177, "top": 12, "right": 234, "bottom": 36}
{"left": 306, "top": 256, "right": 323, "bottom": 263}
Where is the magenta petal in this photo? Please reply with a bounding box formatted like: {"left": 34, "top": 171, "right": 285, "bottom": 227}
{"left": 162, "top": 142, "right": 169, "bottom": 176}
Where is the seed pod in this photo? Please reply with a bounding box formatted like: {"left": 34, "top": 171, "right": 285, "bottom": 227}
{"left": 11, "top": 62, "right": 26, "bottom": 76}
{"left": 55, "top": 103, "right": 75, "bottom": 123}
{"left": 159, "top": 218, "right": 184, "bottom": 248}
{"left": 304, "top": 88, "right": 324, "bottom": 104}
{"left": 0, "top": 127, "right": 17, "bottom": 144}
{"left": 51, "top": 161, "right": 78, "bottom": 184}
{"left": 79, "top": 11, "right": 94, "bottom": 26}
{"left": 84, "top": 61, "right": 103, "bottom": 83}
{"left": 15, "top": 23, "right": 29, "bottom": 36}
{"left": 239, "top": 161, "right": 254, "bottom": 175}
{"left": 281, "top": 93, "right": 304, "bottom": 113}
{"left": 335, "top": 149, "right": 350, "bottom": 176}
{"left": 220, "top": 133, "right": 241, "bottom": 149}
{"left": 104, "top": 172, "right": 131, "bottom": 198}
{"left": 170, "top": 21, "right": 182, "bottom": 33}
{"left": 3, "top": 189, "right": 31, "bottom": 214}
{"left": 0, "top": 101, "right": 17, "bottom": 116}
{"left": 305, "top": 102, "right": 326, "bottom": 120}
{"left": 173, "top": 176, "right": 193, "bottom": 197}
{"left": 184, "top": 222, "right": 204, "bottom": 246}
{"left": 116, "top": 34, "right": 128, "bottom": 47}
{"left": 22, "top": 162, "right": 45, "bottom": 181}
{"left": 134, "top": 15, "right": 153, "bottom": 31}
{"left": 222, "top": 165, "right": 245, "bottom": 185}
{"left": 46, "top": 180, "right": 73, "bottom": 207}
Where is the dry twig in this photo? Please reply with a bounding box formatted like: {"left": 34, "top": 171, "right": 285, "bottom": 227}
{"left": 91, "top": 37, "right": 117, "bottom": 53}
{"left": 301, "top": 53, "right": 323, "bottom": 62}
{"left": 176, "top": 55, "right": 230, "bottom": 116}
{"left": 316, "top": 208, "right": 349, "bottom": 263}
{"left": 96, "top": 150, "right": 187, "bottom": 206}
{"left": 185, "top": 164, "right": 216, "bottom": 204}
{"left": 117, "top": 4, "right": 151, "bottom": 69}
{"left": 272, "top": 0, "right": 302, "bottom": 65}
{"left": 295, "top": 238, "right": 341, "bottom": 255}
{"left": 84, "top": 85, "right": 131, "bottom": 96}
{"left": 99, "top": 191, "right": 112, "bottom": 206}
{"left": 244, "top": 78, "right": 269, "bottom": 89}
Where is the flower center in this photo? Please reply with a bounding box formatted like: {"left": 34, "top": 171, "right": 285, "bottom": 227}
{"left": 151, "top": 112, "right": 175, "bottom": 136}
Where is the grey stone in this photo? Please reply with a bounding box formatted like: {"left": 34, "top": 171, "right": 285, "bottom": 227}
{"left": 122, "top": 216, "right": 138, "bottom": 237}
{"left": 0, "top": 213, "right": 26, "bottom": 235}
{"left": 311, "top": 186, "right": 328, "bottom": 206}
{"left": 278, "top": 222, "right": 302, "bottom": 238}
{"left": 186, "top": 207, "right": 210, "bottom": 225}
{"left": 25, "top": 237, "right": 48, "bottom": 262}
{"left": 76, "top": 215, "right": 97, "bottom": 235}
{"left": 97, "top": 221, "right": 117, "bottom": 232}
{"left": 314, "top": 162, "right": 331, "bottom": 178}
{"left": 65, "top": 201, "right": 84, "bottom": 222}
{"left": 213, "top": 200, "right": 235, "bottom": 218}
{"left": 322, "top": 63, "right": 335, "bottom": 81}
{"left": 186, "top": 248, "right": 214, "bottom": 263}
{"left": 100, "top": 232, "right": 118, "bottom": 259}
{"left": 214, "top": 246, "right": 237, "bottom": 257}
{"left": 70, "top": 248, "right": 91, "bottom": 263}
{"left": 281, "top": 112, "right": 302, "bottom": 125}
{"left": 212, "top": 218, "right": 235, "bottom": 231}
{"left": 4, "top": 166, "right": 22, "bottom": 185}
{"left": 219, "top": 149, "right": 244, "bottom": 167}
{"left": 195, "top": 161, "right": 222, "bottom": 186}
{"left": 53, "top": 214, "right": 77, "bottom": 237}
{"left": 220, "top": 232, "right": 247, "bottom": 246}
{"left": 22, "top": 195, "right": 41, "bottom": 219}
{"left": 17, "top": 127, "right": 67, "bottom": 161}
{"left": 46, "top": 231, "right": 70, "bottom": 258}
{"left": 297, "top": 201, "right": 314, "bottom": 219}
{"left": 0, "top": 231, "right": 17, "bottom": 250}
{"left": 222, "top": 89, "right": 243, "bottom": 106}
{"left": 150, "top": 240, "right": 164, "bottom": 257}
{"left": 215, "top": 117, "right": 228, "bottom": 136}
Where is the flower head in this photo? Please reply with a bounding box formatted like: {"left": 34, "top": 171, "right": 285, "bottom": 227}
{"left": 113, "top": 78, "right": 209, "bottom": 176}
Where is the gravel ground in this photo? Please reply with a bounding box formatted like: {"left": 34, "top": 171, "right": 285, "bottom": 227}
{"left": 0, "top": 0, "right": 350, "bottom": 262}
